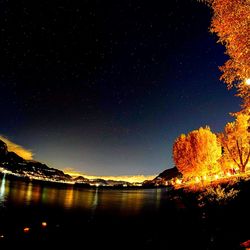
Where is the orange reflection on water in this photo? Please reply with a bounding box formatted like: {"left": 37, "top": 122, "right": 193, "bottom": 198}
{"left": 0, "top": 177, "right": 161, "bottom": 215}
{"left": 64, "top": 187, "right": 74, "bottom": 209}
{"left": 13, "top": 183, "right": 27, "bottom": 204}
{"left": 32, "top": 185, "right": 41, "bottom": 203}
{"left": 47, "top": 188, "right": 57, "bottom": 204}
{"left": 120, "top": 190, "right": 145, "bottom": 215}
{"left": 25, "top": 182, "right": 33, "bottom": 204}
{"left": 70, "top": 188, "right": 97, "bottom": 210}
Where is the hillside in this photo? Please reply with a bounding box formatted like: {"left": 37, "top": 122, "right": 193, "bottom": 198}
{"left": 0, "top": 139, "right": 133, "bottom": 186}
{"left": 0, "top": 139, "right": 72, "bottom": 181}
{"left": 143, "top": 167, "right": 182, "bottom": 187}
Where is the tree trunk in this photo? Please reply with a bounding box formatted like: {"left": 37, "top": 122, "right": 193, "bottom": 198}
{"left": 240, "top": 165, "right": 246, "bottom": 173}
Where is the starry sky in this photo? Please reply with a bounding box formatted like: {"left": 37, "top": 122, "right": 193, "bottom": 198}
{"left": 0, "top": 0, "right": 241, "bottom": 176}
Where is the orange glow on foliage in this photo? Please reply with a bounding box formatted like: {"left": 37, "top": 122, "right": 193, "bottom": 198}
{"left": 173, "top": 127, "right": 221, "bottom": 179}
{"left": 219, "top": 114, "right": 250, "bottom": 173}
{"left": 201, "top": 0, "right": 250, "bottom": 113}
{"left": 214, "top": 174, "right": 219, "bottom": 180}
{"left": 175, "top": 179, "right": 182, "bottom": 184}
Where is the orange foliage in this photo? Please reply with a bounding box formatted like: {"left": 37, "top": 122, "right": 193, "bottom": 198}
{"left": 173, "top": 127, "right": 221, "bottom": 179}
{"left": 219, "top": 114, "right": 250, "bottom": 172}
{"left": 200, "top": 0, "right": 250, "bottom": 113}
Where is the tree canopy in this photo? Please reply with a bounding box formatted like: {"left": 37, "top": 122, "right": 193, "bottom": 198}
{"left": 173, "top": 127, "right": 221, "bottom": 179}
{"left": 200, "top": 0, "right": 250, "bottom": 113}
{"left": 220, "top": 114, "right": 250, "bottom": 172}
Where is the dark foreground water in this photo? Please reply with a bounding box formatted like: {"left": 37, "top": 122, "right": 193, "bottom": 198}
{"left": 0, "top": 174, "right": 248, "bottom": 249}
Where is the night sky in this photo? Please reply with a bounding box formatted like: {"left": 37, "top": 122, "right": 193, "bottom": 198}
{"left": 0, "top": 0, "right": 241, "bottom": 176}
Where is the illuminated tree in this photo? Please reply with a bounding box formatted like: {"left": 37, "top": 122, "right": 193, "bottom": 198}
{"left": 173, "top": 127, "right": 221, "bottom": 179}
{"left": 218, "top": 154, "right": 234, "bottom": 174}
{"left": 220, "top": 114, "right": 250, "bottom": 172}
{"left": 200, "top": 0, "right": 250, "bottom": 113}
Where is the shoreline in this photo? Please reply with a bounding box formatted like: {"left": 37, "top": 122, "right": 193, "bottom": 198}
{"left": 0, "top": 171, "right": 164, "bottom": 190}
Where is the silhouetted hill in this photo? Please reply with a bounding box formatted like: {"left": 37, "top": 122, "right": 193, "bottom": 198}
{"left": 0, "top": 139, "right": 139, "bottom": 186}
{"left": 156, "top": 167, "right": 182, "bottom": 180}
{"left": 0, "top": 139, "right": 72, "bottom": 181}
{"left": 143, "top": 167, "right": 182, "bottom": 187}
{"left": 73, "top": 176, "right": 89, "bottom": 182}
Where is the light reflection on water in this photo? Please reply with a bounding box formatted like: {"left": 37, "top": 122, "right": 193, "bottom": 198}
{"left": 0, "top": 175, "right": 167, "bottom": 214}
{"left": 0, "top": 176, "right": 245, "bottom": 249}
{"left": 0, "top": 174, "right": 6, "bottom": 205}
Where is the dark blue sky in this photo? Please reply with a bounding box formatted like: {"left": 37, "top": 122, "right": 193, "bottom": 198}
{"left": 0, "top": 0, "right": 241, "bottom": 175}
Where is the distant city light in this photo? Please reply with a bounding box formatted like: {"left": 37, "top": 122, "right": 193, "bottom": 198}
{"left": 23, "top": 227, "right": 30, "bottom": 233}
{"left": 42, "top": 222, "right": 47, "bottom": 227}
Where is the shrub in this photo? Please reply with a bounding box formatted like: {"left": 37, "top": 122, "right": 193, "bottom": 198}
{"left": 198, "top": 185, "right": 239, "bottom": 207}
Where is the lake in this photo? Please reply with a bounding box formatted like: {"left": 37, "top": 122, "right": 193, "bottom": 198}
{"left": 0, "top": 174, "right": 247, "bottom": 249}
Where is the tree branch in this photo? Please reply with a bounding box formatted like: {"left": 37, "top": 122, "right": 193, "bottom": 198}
{"left": 243, "top": 148, "right": 250, "bottom": 169}
{"left": 225, "top": 143, "right": 241, "bottom": 169}
{"left": 236, "top": 139, "right": 244, "bottom": 168}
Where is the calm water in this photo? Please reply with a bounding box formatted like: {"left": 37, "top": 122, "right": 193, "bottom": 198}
{"left": 0, "top": 174, "right": 167, "bottom": 213}
{"left": 0, "top": 174, "right": 246, "bottom": 249}
{"left": 0, "top": 174, "right": 179, "bottom": 246}
{"left": 0, "top": 175, "right": 166, "bottom": 215}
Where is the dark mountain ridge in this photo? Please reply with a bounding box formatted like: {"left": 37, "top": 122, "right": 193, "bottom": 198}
{"left": 0, "top": 139, "right": 132, "bottom": 186}
{"left": 143, "top": 167, "right": 182, "bottom": 187}
{"left": 0, "top": 139, "right": 181, "bottom": 187}
{"left": 0, "top": 139, "right": 71, "bottom": 181}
